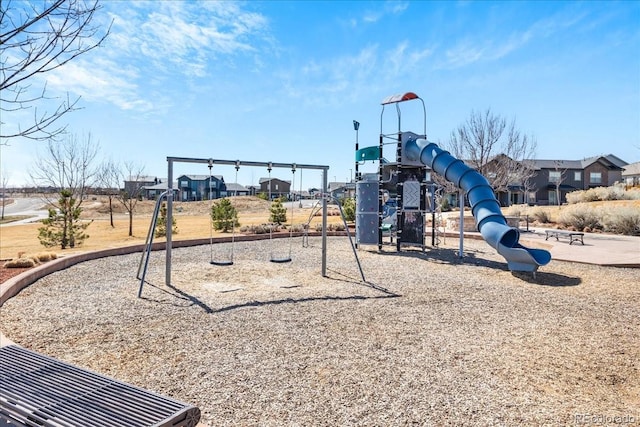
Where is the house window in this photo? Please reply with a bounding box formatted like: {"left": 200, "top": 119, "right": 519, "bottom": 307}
{"left": 574, "top": 171, "right": 581, "bottom": 181}
{"left": 590, "top": 172, "right": 602, "bottom": 184}
{"left": 425, "top": 172, "right": 432, "bottom": 182}
{"left": 549, "top": 171, "right": 561, "bottom": 182}
{"left": 548, "top": 190, "right": 558, "bottom": 205}
{"left": 180, "top": 180, "right": 188, "bottom": 188}
{"left": 275, "top": 184, "right": 279, "bottom": 190}
{"left": 528, "top": 192, "right": 536, "bottom": 203}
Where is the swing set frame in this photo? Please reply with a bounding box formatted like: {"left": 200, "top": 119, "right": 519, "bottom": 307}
{"left": 163, "top": 156, "right": 330, "bottom": 286}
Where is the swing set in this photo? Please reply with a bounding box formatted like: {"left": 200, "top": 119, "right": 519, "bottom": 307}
{"left": 137, "top": 156, "right": 330, "bottom": 295}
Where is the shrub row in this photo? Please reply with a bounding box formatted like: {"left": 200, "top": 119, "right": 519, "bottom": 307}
{"left": 566, "top": 185, "right": 640, "bottom": 204}
{"left": 558, "top": 205, "right": 640, "bottom": 235}
{"left": 237, "top": 222, "right": 346, "bottom": 234}
{"left": 4, "top": 252, "right": 58, "bottom": 269}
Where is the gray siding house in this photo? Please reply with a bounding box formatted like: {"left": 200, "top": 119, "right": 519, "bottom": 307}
{"left": 177, "top": 174, "right": 226, "bottom": 201}
{"left": 526, "top": 155, "right": 627, "bottom": 205}
{"left": 258, "top": 177, "right": 291, "bottom": 199}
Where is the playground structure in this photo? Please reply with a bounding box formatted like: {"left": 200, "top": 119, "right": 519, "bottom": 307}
{"left": 355, "top": 92, "right": 440, "bottom": 252}
{"left": 355, "top": 92, "right": 551, "bottom": 272}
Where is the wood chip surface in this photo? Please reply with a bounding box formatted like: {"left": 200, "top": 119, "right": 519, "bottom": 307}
{"left": 2, "top": 237, "right": 638, "bottom": 426}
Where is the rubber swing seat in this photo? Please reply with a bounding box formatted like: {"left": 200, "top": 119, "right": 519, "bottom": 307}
{"left": 210, "top": 260, "right": 234, "bottom": 266}
{"left": 270, "top": 257, "right": 292, "bottom": 263}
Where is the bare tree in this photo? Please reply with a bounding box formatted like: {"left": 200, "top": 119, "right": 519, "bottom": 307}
{"left": 30, "top": 133, "right": 100, "bottom": 248}
{"left": 0, "top": 170, "right": 9, "bottom": 220}
{"left": 0, "top": 0, "right": 111, "bottom": 143}
{"left": 96, "top": 158, "right": 120, "bottom": 227}
{"left": 116, "top": 162, "right": 145, "bottom": 237}
{"left": 550, "top": 160, "right": 568, "bottom": 206}
{"left": 446, "top": 109, "right": 537, "bottom": 205}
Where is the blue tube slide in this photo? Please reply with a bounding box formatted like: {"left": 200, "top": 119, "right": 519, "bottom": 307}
{"left": 404, "top": 138, "right": 551, "bottom": 272}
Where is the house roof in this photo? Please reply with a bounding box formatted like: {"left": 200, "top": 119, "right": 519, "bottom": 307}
{"left": 142, "top": 181, "right": 178, "bottom": 190}
{"left": 225, "top": 183, "right": 249, "bottom": 192}
{"left": 526, "top": 155, "right": 628, "bottom": 171}
{"left": 328, "top": 182, "right": 348, "bottom": 191}
{"left": 126, "top": 175, "right": 158, "bottom": 182}
{"left": 178, "top": 174, "right": 223, "bottom": 181}
{"left": 622, "top": 161, "right": 640, "bottom": 177}
{"left": 258, "top": 177, "right": 291, "bottom": 184}
{"left": 580, "top": 154, "right": 627, "bottom": 169}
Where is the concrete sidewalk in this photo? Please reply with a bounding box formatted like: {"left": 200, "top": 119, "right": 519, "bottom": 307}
{"left": 520, "top": 227, "right": 640, "bottom": 267}
{"left": 451, "top": 227, "right": 640, "bottom": 267}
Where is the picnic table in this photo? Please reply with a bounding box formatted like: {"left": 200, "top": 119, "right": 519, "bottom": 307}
{"left": 545, "top": 230, "right": 585, "bottom": 245}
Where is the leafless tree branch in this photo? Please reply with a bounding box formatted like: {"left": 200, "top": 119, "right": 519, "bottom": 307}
{"left": 1, "top": 0, "right": 111, "bottom": 143}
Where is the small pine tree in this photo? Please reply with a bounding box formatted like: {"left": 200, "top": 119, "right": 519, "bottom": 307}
{"left": 38, "top": 190, "right": 92, "bottom": 249}
{"left": 155, "top": 202, "right": 178, "bottom": 237}
{"left": 342, "top": 197, "right": 356, "bottom": 222}
{"left": 256, "top": 192, "right": 268, "bottom": 201}
{"left": 269, "top": 198, "right": 287, "bottom": 224}
{"left": 211, "top": 198, "right": 240, "bottom": 232}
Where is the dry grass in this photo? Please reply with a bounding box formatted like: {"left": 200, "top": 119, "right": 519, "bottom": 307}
{"left": 0, "top": 196, "right": 341, "bottom": 260}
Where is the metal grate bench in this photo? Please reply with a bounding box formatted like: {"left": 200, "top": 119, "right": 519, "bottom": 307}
{"left": 0, "top": 345, "right": 201, "bottom": 427}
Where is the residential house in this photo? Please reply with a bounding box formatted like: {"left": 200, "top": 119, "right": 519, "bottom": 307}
{"left": 258, "top": 177, "right": 291, "bottom": 199}
{"left": 140, "top": 179, "right": 178, "bottom": 200}
{"left": 123, "top": 176, "right": 157, "bottom": 198}
{"left": 177, "top": 174, "right": 226, "bottom": 201}
{"left": 526, "top": 155, "right": 628, "bottom": 205}
{"left": 622, "top": 162, "right": 640, "bottom": 187}
{"left": 328, "top": 182, "right": 356, "bottom": 200}
{"left": 225, "top": 183, "right": 250, "bottom": 196}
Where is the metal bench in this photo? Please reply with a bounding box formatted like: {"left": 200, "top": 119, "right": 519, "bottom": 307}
{"left": 545, "top": 230, "right": 585, "bottom": 245}
{"left": 0, "top": 345, "right": 201, "bottom": 427}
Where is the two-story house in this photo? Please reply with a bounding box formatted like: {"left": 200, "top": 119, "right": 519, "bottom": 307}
{"left": 123, "top": 176, "right": 158, "bottom": 198}
{"left": 140, "top": 178, "right": 179, "bottom": 200}
{"left": 525, "top": 155, "right": 627, "bottom": 205}
{"left": 258, "top": 177, "right": 291, "bottom": 199}
{"left": 177, "top": 174, "right": 226, "bottom": 201}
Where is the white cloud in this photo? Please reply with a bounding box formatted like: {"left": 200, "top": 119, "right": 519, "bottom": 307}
{"left": 40, "top": 1, "right": 270, "bottom": 115}
{"left": 362, "top": 1, "right": 409, "bottom": 24}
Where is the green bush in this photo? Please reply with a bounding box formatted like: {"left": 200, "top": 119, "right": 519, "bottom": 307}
{"left": 269, "top": 198, "right": 287, "bottom": 224}
{"left": 211, "top": 198, "right": 240, "bottom": 232}
{"left": 155, "top": 202, "right": 178, "bottom": 237}
{"left": 341, "top": 197, "right": 355, "bottom": 222}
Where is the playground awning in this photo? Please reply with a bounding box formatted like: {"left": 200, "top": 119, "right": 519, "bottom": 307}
{"left": 356, "top": 146, "right": 380, "bottom": 162}
{"left": 381, "top": 92, "right": 419, "bottom": 105}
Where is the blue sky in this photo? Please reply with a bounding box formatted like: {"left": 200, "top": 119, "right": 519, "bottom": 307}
{"left": 2, "top": 0, "right": 639, "bottom": 191}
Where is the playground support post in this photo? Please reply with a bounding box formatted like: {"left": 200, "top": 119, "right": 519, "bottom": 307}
{"left": 459, "top": 190, "right": 464, "bottom": 259}
{"left": 321, "top": 168, "right": 328, "bottom": 277}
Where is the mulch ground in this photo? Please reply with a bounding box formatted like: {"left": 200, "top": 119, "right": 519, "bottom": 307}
{"left": 0, "top": 267, "right": 32, "bottom": 284}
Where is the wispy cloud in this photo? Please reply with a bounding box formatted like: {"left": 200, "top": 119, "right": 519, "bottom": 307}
{"left": 278, "top": 37, "right": 434, "bottom": 108}
{"left": 45, "top": 1, "right": 270, "bottom": 115}
{"left": 437, "top": 8, "right": 586, "bottom": 70}
{"left": 362, "top": 1, "right": 409, "bottom": 24}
